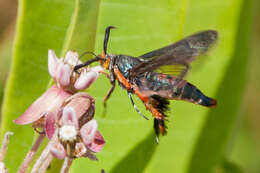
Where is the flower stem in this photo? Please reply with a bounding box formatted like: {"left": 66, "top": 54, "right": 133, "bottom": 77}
{"left": 0, "top": 132, "right": 13, "bottom": 173}
{"left": 0, "top": 131, "right": 13, "bottom": 162}
{"left": 60, "top": 157, "right": 73, "bottom": 173}
{"left": 18, "top": 133, "right": 45, "bottom": 173}
{"left": 31, "top": 145, "right": 51, "bottom": 173}
{"left": 38, "top": 153, "right": 53, "bottom": 173}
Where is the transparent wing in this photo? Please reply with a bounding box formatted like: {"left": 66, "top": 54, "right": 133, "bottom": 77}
{"left": 130, "top": 30, "right": 218, "bottom": 78}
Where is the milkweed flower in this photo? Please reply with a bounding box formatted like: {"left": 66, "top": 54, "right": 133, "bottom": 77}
{"left": 28, "top": 93, "right": 105, "bottom": 173}
{"left": 14, "top": 50, "right": 104, "bottom": 139}
{"left": 49, "top": 96, "right": 105, "bottom": 160}
{"left": 14, "top": 50, "right": 105, "bottom": 173}
{"left": 29, "top": 93, "right": 105, "bottom": 173}
{"left": 48, "top": 50, "right": 103, "bottom": 93}
{"left": 14, "top": 85, "right": 72, "bottom": 138}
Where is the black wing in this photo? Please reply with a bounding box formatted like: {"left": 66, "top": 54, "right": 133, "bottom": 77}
{"left": 130, "top": 30, "right": 218, "bottom": 78}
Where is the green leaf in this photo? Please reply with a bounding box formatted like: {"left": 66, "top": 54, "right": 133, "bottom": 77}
{"left": 0, "top": 83, "right": 3, "bottom": 106}
{"left": 72, "top": 0, "right": 249, "bottom": 173}
{"left": 187, "top": 0, "right": 253, "bottom": 171}
{"left": 0, "top": 0, "right": 252, "bottom": 172}
{"left": 0, "top": 0, "right": 100, "bottom": 172}
{"left": 214, "top": 160, "right": 244, "bottom": 173}
{"left": 0, "top": 34, "right": 12, "bottom": 85}
{"left": 229, "top": 124, "right": 260, "bottom": 172}
{"left": 0, "top": 31, "right": 13, "bottom": 107}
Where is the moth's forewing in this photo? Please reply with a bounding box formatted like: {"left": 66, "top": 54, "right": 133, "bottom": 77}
{"left": 140, "top": 30, "right": 218, "bottom": 60}
{"left": 130, "top": 30, "right": 218, "bottom": 78}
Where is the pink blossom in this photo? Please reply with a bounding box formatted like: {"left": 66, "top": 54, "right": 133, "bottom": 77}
{"left": 15, "top": 50, "right": 104, "bottom": 140}
{"left": 48, "top": 50, "right": 104, "bottom": 93}
{"left": 14, "top": 85, "right": 72, "bottom": 139}
{"left": 49, "top": 101, "right": 105, "bottom": 160}
{"left": 14, "top": 50, "right": 106, "bottom": 172}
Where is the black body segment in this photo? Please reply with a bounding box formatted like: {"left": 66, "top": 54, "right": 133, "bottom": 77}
{"left": 182, "top": 83, "right": 216, "bottom": 108}
{"left": 134, "top": 72, "right": 216, "bottom": 108}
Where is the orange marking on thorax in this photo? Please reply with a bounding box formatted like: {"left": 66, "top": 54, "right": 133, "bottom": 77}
{"left": 102, "top": 58, "right": 110, "bottom": 69}
{"left": 113, "top": 66, "right": 132, "bottom": 90}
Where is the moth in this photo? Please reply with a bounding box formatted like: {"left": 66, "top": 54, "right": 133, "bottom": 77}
{"left": 74, "top": 26, "right": 218, "bottom": 140}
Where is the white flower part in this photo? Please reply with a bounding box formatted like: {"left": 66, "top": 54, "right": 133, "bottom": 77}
{"left": 61, "top": 106, "right": 79, "bottom": 129}
{"left": 89, "top": 65, "right": 104, "bottom": 73}
{"left": 59, "top": 125, "right": 78, "bottom": 142}
{"left": 75, "top": 142, "right": 87, "bottom": 157}
{"left": 48, "top": 50, "right": 59, "bottom": 78}
{"left": 64, "top": 51, "right": 81, "bottom": 66}
{"left": 57, "top": 63, "right": 72, "bottom": 86}
{"left": 74, "top": 69, "right": 99, "bottom": 90}
{"left": 0, "top": 162, "right": 6, "bottom": 173}
{"left": 80, "top": 119, "right": 98, "bottom": 145}
{"left": 49, "top": 142, "right": 66, "bottom": 159}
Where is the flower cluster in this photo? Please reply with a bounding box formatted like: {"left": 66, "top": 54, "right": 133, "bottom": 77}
{"left": 15, "top": 50, "right": 104, "bottom": 139}
{"left": 48, "top": 50, "right": 103, "bottom": 93}
{"left": 14, "top": 50, "right": 105, "bottom": 173}
{"left": 49, "top": 93, "right": 105, "bottom": 160}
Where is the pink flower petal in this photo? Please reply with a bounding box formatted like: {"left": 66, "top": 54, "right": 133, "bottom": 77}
{"left": 90, "top": 66, "right": 104, "bottom": 73}
{"left": 57, "top": 64, "right": 72, "bottom": 86}
{"left": 45, "top": 111, "right": 57, "bottom": 139}
{"left": 75, "top": 142, "right": 87, "bottom": 157}
{"left": 64, "top": 93, "right": 95, "bottom": 125}
{"left": 60, "top": 107, "right": 78, "bottom": 129}
{"left": 80, "top": 120, "right": 97, "bottom": 145}
{"left": 48, "top": 50, "right": 59, "bottom": 78}
{"left": 14, "top": 85, "right": 71, "bottom": 125}
{"left": 49, "top": 142, "right": 66, "bottom": 159}
{"left": 64, "top": 51, "right": 80, "bottom": 66}
{"left": 87, "top": 131, "right": 105, "bottom": 153}
{"left": 74, "top": 70, "right": 99, "bottom": 90}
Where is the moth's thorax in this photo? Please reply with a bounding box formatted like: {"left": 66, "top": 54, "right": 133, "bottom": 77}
{"left": 114, "top": 55, "right": 143, "bottom": 79}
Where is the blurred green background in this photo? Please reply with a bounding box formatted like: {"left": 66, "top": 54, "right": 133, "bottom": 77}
{"left": 0, "top": 0, "right": 259, "bottom": 172}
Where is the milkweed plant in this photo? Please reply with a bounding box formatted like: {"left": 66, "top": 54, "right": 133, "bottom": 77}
{"left": 0, "top": 50, "right": 106, "bottom": 173}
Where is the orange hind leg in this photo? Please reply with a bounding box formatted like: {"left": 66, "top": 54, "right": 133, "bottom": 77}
{"left": 132, "top": 85, "right": 165, "bottom": 120}
{"left": 132, "top": 85, "right": 167, "bottom": 137}
{"left": 113, "top": 68, "right": 167, "bottom": 136}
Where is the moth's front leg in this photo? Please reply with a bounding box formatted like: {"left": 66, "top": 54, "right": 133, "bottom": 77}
{"left": 103, "top": 72, "right": 116, "bottom": 110}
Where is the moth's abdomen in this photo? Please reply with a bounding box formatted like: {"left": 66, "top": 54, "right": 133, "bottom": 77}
{"left": 135, "top": 72, "right": 216, "bottom": 108}
{"left": 177, "top": 83, "right": 217, "bottom": 108}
